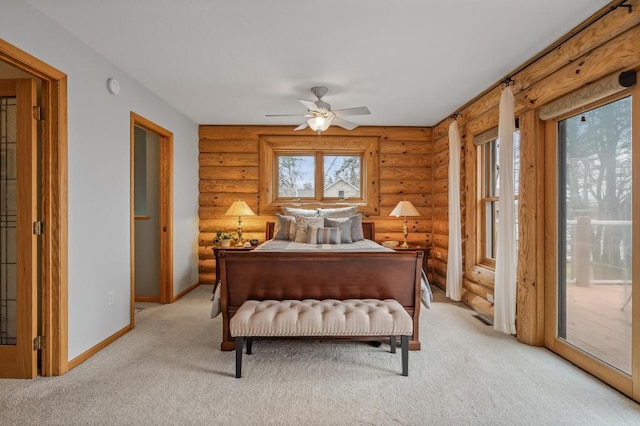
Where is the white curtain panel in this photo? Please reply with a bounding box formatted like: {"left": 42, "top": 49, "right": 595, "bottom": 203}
{"left": 446, "top": 120, "right": 463, "bottom": 301}
{"left": 494, "top": 85, "right": 517, "bottom": 334}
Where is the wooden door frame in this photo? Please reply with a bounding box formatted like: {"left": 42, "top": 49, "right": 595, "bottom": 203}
{"left": 0, "top": 40, "right": 68, "bottom": 376}
{"left": 130, "top": 112, "right": 173, "bottom": 325}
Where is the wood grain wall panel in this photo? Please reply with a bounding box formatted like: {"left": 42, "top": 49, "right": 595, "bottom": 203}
{"left": 199, "top": 139, "right": 258, "bottom": 152}
{"left": 379, "top": 140, "right": 432, "bottom": 154}
{"left": 199, "top": 153, "right": 259, "bottom": 167}
{"left": 380, "top": 153, "right": 432, "bottom": 168}
{"left": 199, "top": 166, "right": 258, "bottom": 180}
{"left": 198, "top": 125, "right": 433, "bottom": 285}
{"left": 379, "top": 167, "right": 431, "bottom": 180}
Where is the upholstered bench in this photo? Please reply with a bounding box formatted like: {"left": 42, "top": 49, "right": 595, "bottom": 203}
{"left": 229, "top": 299, "right": 413, "bottom": 378}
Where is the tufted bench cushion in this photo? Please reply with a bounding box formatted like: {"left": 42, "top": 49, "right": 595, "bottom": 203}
{"left": 230, "top": 299, "right": 413, "bottom": 378}
{"left": 230, "top": 299, "right": 413, "bottom": 337}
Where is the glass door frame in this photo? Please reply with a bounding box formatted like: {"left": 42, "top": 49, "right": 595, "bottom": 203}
{"left": 544, "top": 86, "right": 640, "bottom": 401}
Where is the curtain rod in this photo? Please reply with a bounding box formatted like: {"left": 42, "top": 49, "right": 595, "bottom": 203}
{"left": 438, "top": 0, "right": 629, "bottom": 127}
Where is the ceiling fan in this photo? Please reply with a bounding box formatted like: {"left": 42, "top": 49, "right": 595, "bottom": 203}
{"left": 266, "top": 86, "right": 371, "bottom": 133}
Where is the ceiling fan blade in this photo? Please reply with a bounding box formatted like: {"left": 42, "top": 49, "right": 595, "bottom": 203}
{"left": 333, "top": 106, "right": 370, "bottom": 116}
{"left": 332, "top": 117, "right": 359, "bottom": 130}
{"left": 299, "top": 99, "right": 320, "bottom": 112}
{"left": 294, "top": 122, "right": 309, "bottom": 131}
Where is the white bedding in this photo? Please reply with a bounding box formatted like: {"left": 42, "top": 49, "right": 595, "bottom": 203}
{"left": 254, "top": 239, "right": 433, "bottom": 309}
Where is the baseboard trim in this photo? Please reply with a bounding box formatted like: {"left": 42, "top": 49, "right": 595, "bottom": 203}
{"left": 135, "top": 296, "right": 160, "bottom": 303}
{"left": 172, "top": 282, "right": 200, "bottom": 302}
{"left": 67, "top": 324, "right": 133, "bottom": 371}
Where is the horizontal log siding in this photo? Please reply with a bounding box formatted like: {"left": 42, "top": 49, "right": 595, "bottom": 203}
{"left": 198, "top": 125, "right": 432, "bottom": 285}
{"left": 429, "top": 2, "right": 640, "bottom": 345}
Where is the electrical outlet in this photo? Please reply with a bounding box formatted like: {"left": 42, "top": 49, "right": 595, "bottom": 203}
{"left": 108, "top": 290, "right": 114, "bottom": 306}
{"left": 487, "top": 293, "right": 494, "bottom": 303}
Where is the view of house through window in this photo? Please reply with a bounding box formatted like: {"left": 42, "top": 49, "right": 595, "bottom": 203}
{"left": 480, "top": 130, "right": 520, "bottom": 265}
{"left": 277, "top": 153, "right": 361, "bottom": 200}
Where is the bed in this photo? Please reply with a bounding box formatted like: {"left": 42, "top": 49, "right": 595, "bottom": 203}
{"left": 213, "top": 208, "right": 432, "bottom": 351}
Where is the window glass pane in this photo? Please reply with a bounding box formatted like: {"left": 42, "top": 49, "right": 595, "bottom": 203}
{"left": 485, "top": 200, "right": 498, "bottom": 259}
{"left": 323, "top": 155, "right": 361, "bottom": 198}
{"left": 277, "top": 155, "right": 315, "bottom": 198}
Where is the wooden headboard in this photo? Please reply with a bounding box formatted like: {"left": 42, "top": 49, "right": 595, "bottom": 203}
{"left": 265, "top": 221, "right": 375, "bottom": 241}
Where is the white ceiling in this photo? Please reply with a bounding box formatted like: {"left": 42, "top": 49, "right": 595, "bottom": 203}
{"left": 25, "top": 0, "right": 611, "bottom": 127}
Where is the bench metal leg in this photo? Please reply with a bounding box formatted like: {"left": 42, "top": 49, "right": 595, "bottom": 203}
{"left": 401, "top": 335, "right": 409, "bottom": 376}
{"left": 389, "top": 335, "right": 396, "bottom": 353}
{"left": 235, "top": 337, "right": 243, "bottom": 378}
{"left": 247, "top": 337, "right": 253, "bottom": 355}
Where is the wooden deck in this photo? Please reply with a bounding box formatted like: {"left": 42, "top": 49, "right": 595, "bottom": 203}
{"left": 565, "top": 284, "right": 632, "bottom": 375}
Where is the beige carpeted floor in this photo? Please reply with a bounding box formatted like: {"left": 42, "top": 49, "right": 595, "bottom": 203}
{"left": 1, "top": 285, "right": 639, "bottom": 425}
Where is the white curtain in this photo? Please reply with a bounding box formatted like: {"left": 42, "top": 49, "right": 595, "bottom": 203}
{"left": 446, "top": 120, "right": 462, "bottom": 301}
{"left": 494, "top": 85, "right": 517, "bottom": 334}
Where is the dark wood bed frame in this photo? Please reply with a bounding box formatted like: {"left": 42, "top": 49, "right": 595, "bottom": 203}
{"left": 217, "top": 222, "right": 423, "bottom": 351}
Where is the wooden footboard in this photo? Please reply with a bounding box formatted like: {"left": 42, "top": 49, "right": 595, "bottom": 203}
{"left": 217, "top": 250, "right": 423, "bottom": 351}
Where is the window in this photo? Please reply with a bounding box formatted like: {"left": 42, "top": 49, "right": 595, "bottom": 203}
{"left": 259, "top": 136, "right": 378, "bottom": 214}
{"left": 276, "top": 154, "right": 361, "bottom": 200}
{"left": 479, "top": 130, "right": 520, "bottom": 266}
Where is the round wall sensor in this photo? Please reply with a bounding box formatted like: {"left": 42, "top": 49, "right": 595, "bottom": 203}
{"left": 107, "top": 78, "right": 120, "bottom": 95}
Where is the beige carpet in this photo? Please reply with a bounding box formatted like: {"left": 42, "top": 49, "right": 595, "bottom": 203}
{"left": 1, "top": 285, "right": 639, "bottom": 425}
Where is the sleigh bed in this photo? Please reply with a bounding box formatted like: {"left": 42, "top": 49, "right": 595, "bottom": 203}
{"left": 214, "top": 211, "right": 431, "bottom": 351}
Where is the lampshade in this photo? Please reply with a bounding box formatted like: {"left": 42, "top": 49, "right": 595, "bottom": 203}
{"left": 307, "top": 116, "right": 332, "bottom": 133}
{"left": 225, "top": 200, "right": 255, "bottom": 217}
{"left": 390, "top": 200, "right": 420, "bottom": 217}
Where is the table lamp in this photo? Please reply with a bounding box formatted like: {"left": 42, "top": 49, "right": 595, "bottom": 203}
{"left": 225, "top": 200, "right": 255, "bottom": 246}
{"left": 390, "top": 200, "right": 420, "bottom": 248}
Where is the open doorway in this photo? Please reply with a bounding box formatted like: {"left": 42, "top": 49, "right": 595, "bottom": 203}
{"left": 130, "top": 113, "right": 173, "bottom": 326}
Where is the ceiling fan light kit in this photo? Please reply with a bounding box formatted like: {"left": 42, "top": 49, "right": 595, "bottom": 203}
{"left": 266, "top": 86, "right": 370, "bottom": 134}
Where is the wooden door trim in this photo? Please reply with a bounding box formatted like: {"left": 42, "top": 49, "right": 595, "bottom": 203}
{"left": 130, "top": 112, "right": 173, "bottom": 327}
{"left": 0, "top": 39, "right": 68, "bottom": 376}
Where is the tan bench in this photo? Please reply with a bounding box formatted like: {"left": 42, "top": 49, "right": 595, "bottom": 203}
{"left": 230, "top": 299, "right": 413, "bottom": 378}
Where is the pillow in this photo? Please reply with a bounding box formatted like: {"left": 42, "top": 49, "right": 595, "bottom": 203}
{"left": 317, "top": 206, "right": 358, "bottom": 218}
{"left": 309, "top": 227, "right": 341, "bottom": 244}
{"left": 210, "top": 282, "right": 221, "bottom": 318}
{"left": 273, "top": 213, "right": 294, "bottom": 240}
{"left": 283, "top": 207, "right": 318, "bottom": 217}
{"left": 325, "top": 214, "right": 364, "bottom": 241}
{"left": 324, "top": 217, "right": 353, "bottom": 243}
{"left": 293, "top": 217, "right": 324, "bottom": 243}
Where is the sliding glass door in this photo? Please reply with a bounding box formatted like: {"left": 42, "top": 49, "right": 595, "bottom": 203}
{"left": 546, "top": 88, "right": 638, "bottom": 400}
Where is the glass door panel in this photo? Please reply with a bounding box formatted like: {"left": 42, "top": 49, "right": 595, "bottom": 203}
{"left": 557, "top": 96, "right": 632, "bottom": 375}
{"left": 0, "top": 96, "right": 17, "bottom": 346}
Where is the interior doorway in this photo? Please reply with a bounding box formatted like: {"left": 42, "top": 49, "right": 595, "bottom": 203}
{"left": 130, "top": 113, "right": 173, "bottom": 325}
{"left": 0, "top": 40, "right": 68, "bottom": 377}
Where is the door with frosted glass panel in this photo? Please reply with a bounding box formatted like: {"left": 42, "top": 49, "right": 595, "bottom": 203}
{"left": 0, "top": 79, "right": 37, "bottom": 379}
{"left": 556, "top": 95, "right": 632, "bottom": 375}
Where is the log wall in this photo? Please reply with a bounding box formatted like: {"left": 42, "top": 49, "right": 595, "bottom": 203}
{"left": 198, "top": 125, "right": 432, "bottom": 285}
{"left": 429, "top": 1, "right": 640, "bottom": 345}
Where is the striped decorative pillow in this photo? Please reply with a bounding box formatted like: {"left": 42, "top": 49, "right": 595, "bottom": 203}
{"left": 308, "top": 227, "right": 342, "bottom": 244}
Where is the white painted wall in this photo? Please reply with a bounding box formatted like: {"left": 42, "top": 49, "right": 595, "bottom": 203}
{"left": 1, "top": 1, "right": 200, "bottom": 360}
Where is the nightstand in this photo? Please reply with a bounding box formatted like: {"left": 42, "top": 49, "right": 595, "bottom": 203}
{"left": 391, "top": 246, "right": 431, "bottom": 274}
{"left": 213, "top": 246, "right": 256, "bottom": 284}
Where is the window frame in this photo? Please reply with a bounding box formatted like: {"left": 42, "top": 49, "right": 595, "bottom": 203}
{"left": 275, "top": 151, "right": 364, "bottom": 201}
{"left": 477, "top": 128, "right": 520, "bottom": 269}
{"left": 259, "top": 135, "right": 379, "bottom": 215}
